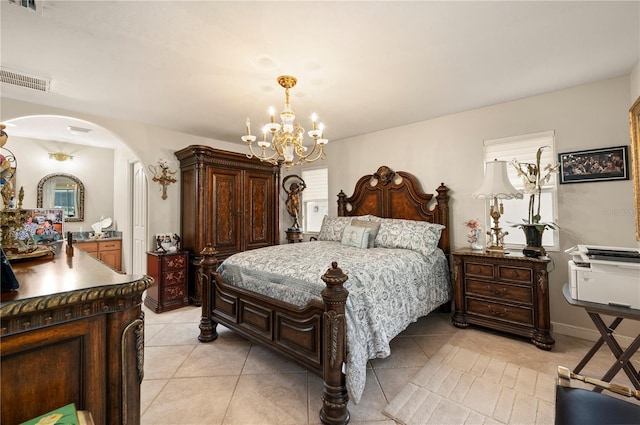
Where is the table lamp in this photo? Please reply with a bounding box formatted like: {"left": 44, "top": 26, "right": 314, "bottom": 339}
{"left": 472, "top": 159, "right": 522, "bottom": 253}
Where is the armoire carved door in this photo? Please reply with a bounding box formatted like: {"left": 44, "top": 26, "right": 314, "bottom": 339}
{"left": 175, "top": 145, "right": 280, "bottom": 304}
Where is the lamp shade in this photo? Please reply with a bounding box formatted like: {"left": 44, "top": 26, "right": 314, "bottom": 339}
{"left": 472, "top": 159, "right": 522, "bottom": 200}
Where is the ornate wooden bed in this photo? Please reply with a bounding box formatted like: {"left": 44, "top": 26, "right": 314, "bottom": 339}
{"left": 197, "top": 166, "right": 450, "bottom": 425}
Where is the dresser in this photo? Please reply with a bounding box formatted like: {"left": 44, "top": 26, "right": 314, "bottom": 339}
{"left": 175, "top": 146, "right": 280, "bottom": 305}
{"left": 451, "top": 248, "right": 554, "bottom": 350}
{"left": 74, "top": 239, "right": 122, "bottom": 272}
{"left": 1, "top": 242, "right": 153, "bottom": 425}
{"left": 144, "top": 250, "right": 189, "bottom": 313}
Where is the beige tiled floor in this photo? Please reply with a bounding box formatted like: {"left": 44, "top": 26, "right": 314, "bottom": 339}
{"left": 141, "top": 304, "right": 639, "bottom": 425}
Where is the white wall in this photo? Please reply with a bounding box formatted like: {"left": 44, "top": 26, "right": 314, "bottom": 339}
{"left": 632, "top": 62, "right": 640, "bottom": 102}
{"left": 320, "top": 75, "right": 639, "bottom": 341}
{"left": 6, "top": 136, "right": 114, "bottom": 234}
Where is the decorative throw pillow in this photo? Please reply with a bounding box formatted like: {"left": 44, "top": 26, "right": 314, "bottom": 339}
{"left": 350, "top": 218, "right": 381, "bottom": 248}
{"left": 375, "top": 218, "right": 445, "bottom": 256}
{"left": 340, "top": 224, "right": 371, "bottom": 249}
{"left": 317, "top": 216, "right": 354, "bottom": 241}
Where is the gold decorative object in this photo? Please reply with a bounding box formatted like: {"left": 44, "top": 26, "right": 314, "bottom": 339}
{"left": 472, "top": 159, "right": 522, "bottom": 253}
{"left": 48, "top": 152, "right": 73, "bottom": 161}
{"left": 0, "top": 207, "right": 40, "bottom": 257}
{"left": 630, "top": 96, "right": 640, "bottom": 241}
{"left": 0, "top": 123, "right": 17, "bottom": 209}
{"left": 148, "top": 160, "right": 177, "bottom": 200}
{"left": 243, "top": 75, "right": 328, "bottom": 170}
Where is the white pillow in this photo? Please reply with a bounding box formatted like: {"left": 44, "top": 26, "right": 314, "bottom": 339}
{"left": 340, "top": 224, "right": 371, "bottom": 249}
{"left": 350, "top": 218, "right": 380, "bottom": 248}
{"left": 317, "top": 215, "right": 371, "bottom": 241}
{"left": 375, "top": 218, "right": 445, "bottom": 256}
{"left": 317, "top": 216, "right": 353, "bottom": 241}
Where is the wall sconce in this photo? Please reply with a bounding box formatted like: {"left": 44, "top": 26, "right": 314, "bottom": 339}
{"left": 148, "top": 159, "right": 177, "bottom": 200}
{"left": 49, "top": 152, "right": 73, "bottom": 161}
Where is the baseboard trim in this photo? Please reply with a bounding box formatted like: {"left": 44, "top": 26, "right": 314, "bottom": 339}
{"left": 552, "top": 321, "right": 636, "bottom": 346}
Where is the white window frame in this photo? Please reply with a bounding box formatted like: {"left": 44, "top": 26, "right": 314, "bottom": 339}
{"left": 483, "top": 131, "right": 560, "bottom": 251}
{"left": 301, "top": 168, "right": 328, "bottom": 234}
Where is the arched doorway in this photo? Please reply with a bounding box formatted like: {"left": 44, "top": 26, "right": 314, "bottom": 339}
{"left": 3, "top": 115, "right": 148, "bottom": 275}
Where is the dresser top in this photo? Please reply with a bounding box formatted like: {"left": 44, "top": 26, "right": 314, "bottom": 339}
{"left": 1, "top": 241, "right": 151, "bottom": 305}
{"left": 452, "top": 247, "right": 551, "bottom": 263}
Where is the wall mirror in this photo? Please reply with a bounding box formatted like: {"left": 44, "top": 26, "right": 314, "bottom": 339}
{"left": 630, "top": 96, "right": 640, "bottom": 241}
{"left": 37, "top": 173, "right": 85, "bottom": 222}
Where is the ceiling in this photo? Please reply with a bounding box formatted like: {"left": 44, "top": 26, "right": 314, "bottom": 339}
{"left": 1, "top": 1, "right": 638, "bottom": 149}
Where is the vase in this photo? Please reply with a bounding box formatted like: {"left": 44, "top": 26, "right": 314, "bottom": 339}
{"left": 470, "top": 228, "right": 483, "bottom": 251}
{"left": 522, "top": 224, "right": 546, "bottom": 258}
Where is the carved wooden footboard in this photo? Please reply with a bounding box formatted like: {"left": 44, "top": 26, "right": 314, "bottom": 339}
{"left": 197, "top": 166, "right": 450, "bottom": 425}
{"left": 198, "top": 244, "right": 350, "bottom": 425}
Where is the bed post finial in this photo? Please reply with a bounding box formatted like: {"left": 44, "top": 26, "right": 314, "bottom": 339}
{"left": 436, "top": 183, "right": 450, "bottom": 254}
{"left": 337, "top": 191, "right": 347, "bottom": 216}
{"left": 198, "top": 243, "right": 219, "bottom": 342}
{"left": 320, "top": 262, "right": 350, "bottom": 425}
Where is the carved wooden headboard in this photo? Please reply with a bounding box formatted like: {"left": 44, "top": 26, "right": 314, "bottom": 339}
{"left": 337, "top": 165, "right": 450, "bottom": 254}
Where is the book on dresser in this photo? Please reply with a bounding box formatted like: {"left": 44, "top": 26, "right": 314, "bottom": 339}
{"left": 19, "top": 403, "right": 94, "bottom": 425}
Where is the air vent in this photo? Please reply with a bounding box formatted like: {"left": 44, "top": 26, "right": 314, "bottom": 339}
{"left": 0, "top": 67, "right": 51, "bottom": 92}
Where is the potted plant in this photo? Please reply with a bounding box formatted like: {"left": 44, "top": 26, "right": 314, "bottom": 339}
{"left": 511, "top": 146, "right": 560, "bottom": 257}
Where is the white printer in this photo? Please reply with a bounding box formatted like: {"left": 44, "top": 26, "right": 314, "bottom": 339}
{"left": 567, "top": 245, "right": 640, "bottom": 309}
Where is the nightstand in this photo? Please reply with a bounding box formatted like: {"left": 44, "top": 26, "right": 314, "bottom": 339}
{"left": 451, "top": 248, "right": 554, "bottom": 350}
{"left": 286, "top": 229, "right": 304, "bottom": 243}
{"left": 144, "top": 250, "right": 189, "bottom": 313}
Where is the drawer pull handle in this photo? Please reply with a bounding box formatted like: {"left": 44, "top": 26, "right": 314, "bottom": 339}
{"left": 487, "top": 285, "right": 508, "bottom": 296}
{"left": 487, "top": 305, "right": 509, "bottom": 317}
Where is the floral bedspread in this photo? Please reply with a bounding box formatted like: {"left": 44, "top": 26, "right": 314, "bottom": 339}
{"left": 217, "top": 241, "right": 451, "bottom": 404}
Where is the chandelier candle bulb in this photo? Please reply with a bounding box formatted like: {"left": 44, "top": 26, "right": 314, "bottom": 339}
{"left": 245, "top": 118, "right": 251, "bottom": 136}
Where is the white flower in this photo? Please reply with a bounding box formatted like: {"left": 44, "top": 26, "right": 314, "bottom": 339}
{"left": 511, "top": 146, "right": 560, "bottom": 225}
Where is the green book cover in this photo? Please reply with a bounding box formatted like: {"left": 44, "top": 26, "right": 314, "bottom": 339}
{"left": 19, "top": 403, "right": 79, "bottom": 425}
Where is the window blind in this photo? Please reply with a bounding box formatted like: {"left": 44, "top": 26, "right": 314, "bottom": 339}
{"left": 484, "top": 131, "right": 557, "bottom": 188}
{"left": 301, "top": 168, "right": 328, "bottom": 202}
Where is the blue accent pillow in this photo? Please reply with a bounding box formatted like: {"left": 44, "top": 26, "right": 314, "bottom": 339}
{"left": 340, "top": 224, "right": 371, "bottom": 249}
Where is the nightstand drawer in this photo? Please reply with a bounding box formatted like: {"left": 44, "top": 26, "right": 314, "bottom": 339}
{"left": 165, "top": 255, "right": 186, "bottom": 270}
{"left": 466, "top": 298, "right": 534, "bottom": 326}
{"left": 465, "top": 279, "right": 533, "bottom": 304}
{"left": 163, "top": 269, "right": 186, "bottom": 286}
{"left": 497, "top": 265, "right": 532, "bottom": 284}
{"left": 464, "top": 262, "right": 494, "bottom": 278}
{"left": 164, "top": 285, "right": 186, "bottom": 301}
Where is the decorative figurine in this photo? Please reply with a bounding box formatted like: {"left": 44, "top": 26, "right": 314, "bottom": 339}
{"left": 155, "top": 235, "right": 166, "bottom": 253}
{"left": 282, "top": 175, "right": 307, "bottom": 230}
{"left": 464, "top": 218, "right": 484, "bottom": 251}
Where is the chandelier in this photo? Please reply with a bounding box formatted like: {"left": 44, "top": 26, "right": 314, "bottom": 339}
{"left": 242, "top": 75, "right": 328, "bottom": 170}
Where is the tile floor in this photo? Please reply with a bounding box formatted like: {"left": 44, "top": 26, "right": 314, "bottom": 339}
{"left": 141, "top": 303, "right": 639, "bottom": 425}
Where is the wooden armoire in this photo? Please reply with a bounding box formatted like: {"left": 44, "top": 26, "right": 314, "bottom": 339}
{"left": 175, "top": 145, "right": 280, "bottom": 304}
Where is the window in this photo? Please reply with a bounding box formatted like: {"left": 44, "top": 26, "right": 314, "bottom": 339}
{"left": 301, "top": 168, "right": 328, "bottom": 233}
{"left": 483, "top": 131, "right": 559, "bottom": 250}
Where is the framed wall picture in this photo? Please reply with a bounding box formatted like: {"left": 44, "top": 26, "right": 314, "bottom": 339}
{"left": 558, "top": 145, "right": 629, "bottom": 184}
{"left": 630, "top": 96, "right": 640, "bottom": 241}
